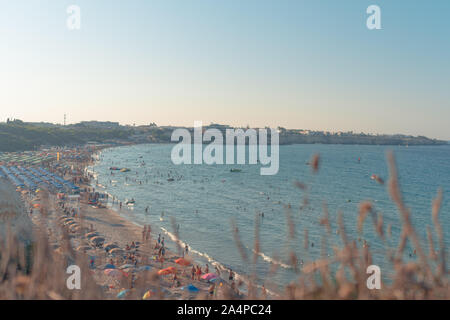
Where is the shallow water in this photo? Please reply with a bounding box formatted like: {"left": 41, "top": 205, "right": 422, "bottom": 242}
{"left": 90, "top": 144, "right": 450, "bottom": 288}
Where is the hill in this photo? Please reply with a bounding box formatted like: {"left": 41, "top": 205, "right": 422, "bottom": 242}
{"left": 0, "top": 120, "right": 132, "bottom": 152}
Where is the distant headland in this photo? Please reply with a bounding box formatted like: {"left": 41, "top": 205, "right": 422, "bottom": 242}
{"left": 0, "top": 119, "right": 447, "bottom": 152}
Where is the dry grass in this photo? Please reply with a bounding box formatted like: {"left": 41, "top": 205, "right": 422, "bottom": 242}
{"left": 0, "top": 151, "right": 448, "bottom": 300}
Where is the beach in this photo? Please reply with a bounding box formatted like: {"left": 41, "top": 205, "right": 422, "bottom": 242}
{"left": 3, "top": 149, "right": 243, "bottom": 300}
{"left": 1, "top": 143, "right": 448, "bottom": 300}
{"left": 88, "top": 143, "right": 450, "bottom": 289}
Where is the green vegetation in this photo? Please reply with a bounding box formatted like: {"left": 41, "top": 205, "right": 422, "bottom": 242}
{"left": 1, "top": 120, "right": 446, "bottom": 152}
{"left": 0, "top": 120, "right": 132, "bottom": 152}
{"left": 278, "top": 130, "right": 447, "bottom": 146}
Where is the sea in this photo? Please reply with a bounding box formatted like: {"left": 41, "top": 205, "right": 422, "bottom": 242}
{"left": 88, "top": 143, "right": 450, "bottom": 290}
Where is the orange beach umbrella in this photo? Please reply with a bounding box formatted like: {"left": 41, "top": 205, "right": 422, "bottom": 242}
{"left": 175, "top": 258, "right": 191, "bottom": 266}
{"left": 157, "top": 267, "right": 177, "bottom": 276}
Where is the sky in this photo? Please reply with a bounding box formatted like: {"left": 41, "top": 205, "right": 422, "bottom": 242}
{"left": 0, "top": 0, "right": 449, "bottom": 139}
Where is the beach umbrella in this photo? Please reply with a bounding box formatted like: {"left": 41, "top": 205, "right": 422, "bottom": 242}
{"left": 90, "top": 236, "right": 105, "bottom": 245}
{"left": 85, "top": 232, "right": 99, "bottom": 239}
{"left": 182, "top": 284, "right": 199, "bottom": 292}
{"left": 99, "top": 263, "right": 116, "bottom": 270}
{"left": 201, "top": 273, "right": 218, "bottom": 281}
{"left": 137, "top": 265, "right": 152, "bottom": 272}
{"left": 76, "top": 245, "right": 91, "bottom": 252}
{"left": 117, "top": 289, "right": 130, "bottom": 299}
{"left": 104, "top": 269, "right": 123, "bottom": 278}
{"left": 142, "top": 290, "right": 155, "bottom": 300}
{"left": 109, "top": 248, "right": 124, "bottom": 256}
{"left": 175, "top": 258, "right": 191, "bottom": 266}
{"left": 157, "top": 267, "right": 177, "bottom": 276}
{"left": 69, "top": 224, "right": 80, "bottom": 231}
{"left": 119, "top": 264, "right": 135, "bottom": 270}
{"left": 104, "top": 244, "right": 119, "bottom": 252}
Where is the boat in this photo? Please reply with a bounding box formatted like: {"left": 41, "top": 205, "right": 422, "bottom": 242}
{"left": 230, "top": 169, "right": 242, "bottom": 173}
{"left": 110, "top": 167, "right": 120, "bottom": 171}
{"left": 125, "top": 199, "right": 135, "bottom": 205}
{"left": 120, "top": 168, "right": 131, "bottom": 173}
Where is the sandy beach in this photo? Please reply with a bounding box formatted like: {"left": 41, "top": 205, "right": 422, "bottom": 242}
{"left": 9, "top": 153, "right": 243, "bottom": 300}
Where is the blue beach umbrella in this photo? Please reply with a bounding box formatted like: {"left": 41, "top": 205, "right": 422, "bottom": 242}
{"left": 182, "top": 284, "right": 199, "bottom": 292}
{"left": 138, "top": 265, "right": 152, "bottom": 271}
{"left": 117, "top": 289, "right": 130, "bottom": 299}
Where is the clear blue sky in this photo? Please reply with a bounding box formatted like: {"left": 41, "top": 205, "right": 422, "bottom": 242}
{"left": 0, "top": 1, "right": 449, "bottom": 139}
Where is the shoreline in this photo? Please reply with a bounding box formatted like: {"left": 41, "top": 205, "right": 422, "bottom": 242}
{"left": 1, "top": 144, "right": 448, "bottom": 300}
{"left": 87, "top": 147, "right": 282, "bottom": 299}
{"left": 85, "top": 148, "right": 256, "bottom": 299}
{"left": 11, "top": 147, "right": 248, "bottom": 300}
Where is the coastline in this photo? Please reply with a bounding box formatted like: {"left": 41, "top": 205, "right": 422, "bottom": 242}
{"left": 1, "top": 143, "right": 448, "bottom": 300}
{"left": 84, "top": 148, "right": 253, "bottom": 299}
{"left": 7, "top": 148, "right": 247, "bottom": 300}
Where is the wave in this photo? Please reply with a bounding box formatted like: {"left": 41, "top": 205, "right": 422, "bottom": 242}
{"left": 249, "top": 248, "right": 292, "bottom": 269}
{"left": 91, "top": 147, "right": 283, "bottom": 297}
{"left": 159, "top": 227, "right": 279, "bottom": 298}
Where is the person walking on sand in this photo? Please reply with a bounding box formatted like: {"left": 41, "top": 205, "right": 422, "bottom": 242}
{"left": 158, "top": 234, "right": 161, "bottom": 245}
{"left": 215, "top": 265, "right": 221, "bottom": 276}
{"left": 159, "top": 253, "right": 165, "bottom": 268}
{"left": 229, "top": 269, "right": 234, "bottom": 281}
{"left": 196, "top": 265, "right": 202, "bottom": 280}
{"left": 261, "top": 285, "right": 267, "bottom": 299}
{"left": 191, "top": 266, "right": 196, "bottom": 280}
{"left": 142, "top": 226, "right": 147, "bottom": 241}
{"left": 146, "top": 225, "right": 151, "bottom": 241}
{"left": 208, "top": 283, "right": 215, "bottom": 298}
{"left": 205, "top": 264, "right": 209, "bottom": 274}
{"left": 172, "top": 273, "right": 178, "bottom": 287}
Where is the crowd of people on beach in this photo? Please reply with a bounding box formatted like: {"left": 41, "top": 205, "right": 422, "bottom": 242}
{"left": 15, "top": 149, "right": 247, "bottom": 299}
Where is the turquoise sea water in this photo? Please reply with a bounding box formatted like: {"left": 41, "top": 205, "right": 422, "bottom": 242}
{"left": 90, "top": 144, "right": 449, "bottom": 289}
